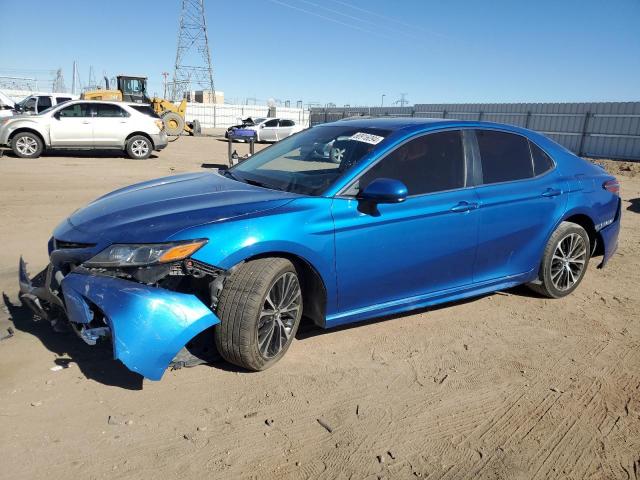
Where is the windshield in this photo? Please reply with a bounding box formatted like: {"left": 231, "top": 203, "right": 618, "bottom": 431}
{"left": 228, "top": 124, "right": 391, "bottom": 195}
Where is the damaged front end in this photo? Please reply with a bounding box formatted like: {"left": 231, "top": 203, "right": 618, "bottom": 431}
{"left": 18, "top": 240, "right": 224, "bottom": 380}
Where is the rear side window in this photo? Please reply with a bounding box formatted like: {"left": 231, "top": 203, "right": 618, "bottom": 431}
{"left": 96, "top": 104, "right": 128, "bottom": 117}
{"left": 131, "top": 105, "right": 160, "bottom": 118}
{"left": 55, "top": 97, "right": 71, "bottom": 104}
{"left": 530, "top": 141, "right": 554, "bottom": 176}
{"left": 358, "top": 130, "right": 465, "bottom": 196}
{"left": 476, "top": 130, "right": 533, "bottom": 184}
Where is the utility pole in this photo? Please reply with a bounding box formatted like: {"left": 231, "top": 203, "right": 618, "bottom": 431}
{"left": 71, "top": 61, "right": 77, "bottom": 95}
{"left": 381, "top": 94, "right": 386, "bottom": 107}
{"left": 161, "top": 72, "right": 169, "bottom": 99}
{"left": 172, "top": 0, "right": 216, "bottom": 102}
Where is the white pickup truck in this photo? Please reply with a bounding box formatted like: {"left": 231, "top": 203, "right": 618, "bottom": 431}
{"left": 14, "top": 93, "right": 79, "bottom": 114}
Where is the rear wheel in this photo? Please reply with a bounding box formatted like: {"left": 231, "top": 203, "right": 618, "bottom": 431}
{"left": 528, "top": 222, "right": 590, "bottom": 298}
{"left": 161, "top": 111, "right": 185, "bottom": 136}
{"left": 12, "top": 132, "right": 43, "bottom": 159}
{"left": 215, "top": 258, "right": 303, "bottom": 371}
{"left": 125, "top": 135, "right": 152, "bottom": 160}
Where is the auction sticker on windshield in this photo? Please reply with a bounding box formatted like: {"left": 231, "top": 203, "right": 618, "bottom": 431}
{"left": 349, "top": 132, "right": 385, "bottom": 145}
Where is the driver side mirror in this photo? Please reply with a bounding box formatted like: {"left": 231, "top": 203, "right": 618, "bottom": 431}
{"left": 357, "top": 178, "right": 408, "bottom": 204}
{"left": 53, "top": 111, "right": 61, "bottom": 120}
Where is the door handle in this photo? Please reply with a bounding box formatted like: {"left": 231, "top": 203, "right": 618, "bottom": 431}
{"left": 542, "top": 188, "right": 562, "bottom": 198}
{"left": 450, "top": 201, "right": 479, "bottom": 213}
{"left": 82, "top": 121, "right": 91, "bottom": 124}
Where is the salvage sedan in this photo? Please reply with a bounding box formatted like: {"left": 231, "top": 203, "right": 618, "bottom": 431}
{"left": 19, "top": 118, "right": 621, "bottom": 380}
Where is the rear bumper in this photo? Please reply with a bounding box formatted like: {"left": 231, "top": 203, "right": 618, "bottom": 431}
{"left": 19, "top": 258, "right": 220, "bottom": 380}
{"left": 598, "top": 217, "right": 620, "bottom": 268}
{"left": 152, "top": 131, "right": 168, "bottom": 151}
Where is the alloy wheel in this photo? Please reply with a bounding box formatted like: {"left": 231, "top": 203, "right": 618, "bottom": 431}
{"left": 257, "top": 272, "right": 302, "bottom": 358}
{"left": 550, "top": 233, "right": 587, "bottom": 291}
{"left": 15, "top": 136, "right": 38, "bottom": 156}
{"left": 131, "top": 139, "right": 149, "bottom": 157}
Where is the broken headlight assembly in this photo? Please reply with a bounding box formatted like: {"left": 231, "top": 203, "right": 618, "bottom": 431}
{"left": 83, "top": 240, "right": 207, "bottom": 268}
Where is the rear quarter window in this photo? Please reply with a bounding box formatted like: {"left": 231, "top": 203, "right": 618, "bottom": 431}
{"left": 530, "top": 141, "right": 554, "bottom": 176}
{"left": 131, "top": 105, "right": 161, "bottom": 118}
{"left": 476, "top": 130, "right": 533, "bottom": 184}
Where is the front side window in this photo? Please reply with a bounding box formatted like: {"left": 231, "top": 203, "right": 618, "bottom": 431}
{"left": 356, "top": 130, "right": 466, "bottom": 196}
{"left": 23, "top": 97, "right": 37, "bottom": 112}
{"left": 476, "top": 130, "right": 533, "bottom": 184}
{"left": 55, "top": 97, "right": 72, "bottom": 104}
{"left": 264, "top": 119, "right": 278, "bottom": 127}
{"left": 279, "top": 120, "right": 295, "bottom": 127}
{"left": 37, "top": 96, "right": 52, "bottom": 112}
{"left": 229, "top": 125, "right": 391, "bottom": 195}
{"left": 96, "top": 104, "right": 128, "bottom": 117}
{"left": 58, "top": 103, "right": 91, "bottom": 117}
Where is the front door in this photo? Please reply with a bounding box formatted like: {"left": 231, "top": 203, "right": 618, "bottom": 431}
{"left": 331, "top": 129, "right": 479, "bottom": 322}
{"left": 260, "top": 119, "right": 279, "bottom": 142}
{"left": 49, "top": 102, "right": 94, "bottom": 147}
{"left": 471, "top": 129, "right": 568, "bottom": 282}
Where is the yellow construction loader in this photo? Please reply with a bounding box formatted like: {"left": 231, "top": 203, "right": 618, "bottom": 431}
{"left": 81, "top": 75, "right": 199, "bottom": 136}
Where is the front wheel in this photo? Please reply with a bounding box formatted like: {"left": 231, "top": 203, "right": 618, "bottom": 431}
{"left": 215, "top": 258, "right": 303, "bottom": 371}
{"left": 528, "top": 222, "right": 590, "bottom": 298}
{"left": 12, "top": 132, "right": 43, "bottom": 159}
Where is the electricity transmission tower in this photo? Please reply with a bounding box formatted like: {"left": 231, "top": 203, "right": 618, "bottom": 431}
{"left": 171, "top": 0, "right": 216, "bottom": 102}
{"left": 395, "top": 93, "right": 410, "bottom": 107}
{"left": 52, "top": 68, "right": 66, "bottom": 93}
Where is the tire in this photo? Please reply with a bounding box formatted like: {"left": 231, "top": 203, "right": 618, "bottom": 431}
{"left": 528, "top": 222, "right": 590, "bottom": 298}
{"left": 125, "top": 135, "right": 152, "bottom": 160}
{"left": 215, "top": 258, "right": 303, "bottom": 371}
{"left": 161, "top": 111, "right": 185, "bottom": 136}
{"left": 191, "top": 119, "right": 201, "bottom": 136}
{"left": 11, "top": 132, "right": 43, "bottom": 159}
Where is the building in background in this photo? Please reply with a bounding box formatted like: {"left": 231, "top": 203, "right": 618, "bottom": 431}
{"left": 186, "top": 90, "right": 224, "bottom": 104}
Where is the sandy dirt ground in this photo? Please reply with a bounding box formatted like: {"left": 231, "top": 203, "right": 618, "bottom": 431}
{"left": 0, "top": 138, "right": 639, "bottom": 480}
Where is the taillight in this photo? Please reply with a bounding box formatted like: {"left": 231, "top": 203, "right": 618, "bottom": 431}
{"left": 603, "top": 179, "right": 620, "bottom": 195}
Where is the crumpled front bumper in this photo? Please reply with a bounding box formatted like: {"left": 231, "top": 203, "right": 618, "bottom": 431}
{"left": 19, "top": 259, "right": 220, "bottom": 380}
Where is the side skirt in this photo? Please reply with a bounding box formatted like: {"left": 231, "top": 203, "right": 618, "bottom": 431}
{"left": 325, "top": 270, "right": 536, "bottom": 328}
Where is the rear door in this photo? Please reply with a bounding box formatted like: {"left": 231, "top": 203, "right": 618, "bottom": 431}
{"left": 92, "top": 103, "right": 131, "bottom": 147}
{"left": 49, "top": 102, "right": 94, "bottom": 146}
{"left": 471, "top": 129, "right": 567, "bottom": 282}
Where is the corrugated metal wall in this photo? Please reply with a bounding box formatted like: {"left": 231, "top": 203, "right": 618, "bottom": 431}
{"left": 310, "top": 102, "right": 640, "bottom": 160}
{"left": 185, "top": 103, "right": 310, "bottom": 128}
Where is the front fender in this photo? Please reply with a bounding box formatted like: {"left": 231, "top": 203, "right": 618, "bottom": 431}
{"left": 61, "top": 273, "right": 219, "bottom": 380}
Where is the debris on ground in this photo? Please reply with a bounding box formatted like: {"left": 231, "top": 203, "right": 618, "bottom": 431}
{"left": 316, "top": 418, "right": 333, "bottom": 433}
{"left": 0, "top": 327, "right": 14, "bottom": 341}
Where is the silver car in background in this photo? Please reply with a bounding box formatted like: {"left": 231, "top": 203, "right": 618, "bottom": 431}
{"left": 0, "top": 100, "right": 168, "bottom": 159}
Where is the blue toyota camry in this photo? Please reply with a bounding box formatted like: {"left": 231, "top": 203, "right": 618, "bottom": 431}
{"left": 19, "top": 118, "right": 621, "bottom": 380}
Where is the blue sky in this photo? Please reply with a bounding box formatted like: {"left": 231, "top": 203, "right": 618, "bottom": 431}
{"left": 0, "top": 0, "right": 638, "bottom": 106}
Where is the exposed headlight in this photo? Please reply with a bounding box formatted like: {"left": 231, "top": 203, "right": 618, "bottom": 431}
{"left": 83, "top": 240, "right": 207, "bottom": 268}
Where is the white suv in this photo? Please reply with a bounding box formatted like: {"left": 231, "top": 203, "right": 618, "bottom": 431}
{"left": 0, "top": 100, "right": 168, "bottom": 159}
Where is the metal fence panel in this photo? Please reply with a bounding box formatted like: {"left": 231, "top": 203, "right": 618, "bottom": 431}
{"left": 310, "top": 102, "right": 640, "bottom": 160}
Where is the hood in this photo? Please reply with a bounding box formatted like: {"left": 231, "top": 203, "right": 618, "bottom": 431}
{"left": 54, "top": 171, "right": 297, "bottom": 244}
{"left": 0, "top": 91, "right": 15, "bottom": 109}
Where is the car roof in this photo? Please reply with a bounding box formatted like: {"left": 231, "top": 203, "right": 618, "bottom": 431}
{"left": 321, "top": 116, "right": 534, "bottom": 136}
